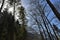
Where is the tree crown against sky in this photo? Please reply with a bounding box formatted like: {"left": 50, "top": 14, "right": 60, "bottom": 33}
{"left": 0, "top": 0, "right": 60, "bottom": 40}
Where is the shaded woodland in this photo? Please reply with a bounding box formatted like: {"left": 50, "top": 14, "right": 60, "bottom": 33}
{"left": 0, "top": 0, "right": 60, "bottom": 40}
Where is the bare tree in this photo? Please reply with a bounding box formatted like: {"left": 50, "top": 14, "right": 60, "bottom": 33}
{"left": 46, "top": 0, "right": 60, "bottom": 21}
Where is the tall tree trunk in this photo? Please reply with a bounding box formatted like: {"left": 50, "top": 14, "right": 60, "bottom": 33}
{"left": 13, "top": 2, "right": 15, "bottom": 18}
{"left": 46, "top": 0, "right": 60, "bottom": 21}
{"left": 11, "top": 1, "right": 15, "bottom": 40}
{"left": 0, "top": 0, "right": 5, "bottom": 12}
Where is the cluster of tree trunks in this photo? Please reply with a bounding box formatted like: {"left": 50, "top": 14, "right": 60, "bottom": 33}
{"left": 0, "top": 10, "right": 26, "bottom": 40}
{"left": 0, "top": 0, "right": 26, "bottom": 40}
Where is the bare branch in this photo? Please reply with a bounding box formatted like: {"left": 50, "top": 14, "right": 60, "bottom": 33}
{"left": 46, "top": 0, "right": 60, "bottom": 21}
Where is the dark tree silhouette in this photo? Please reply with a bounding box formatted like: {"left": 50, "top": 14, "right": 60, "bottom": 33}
{"left": 0, "top": 0, "right": 5, "bottom": 12}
